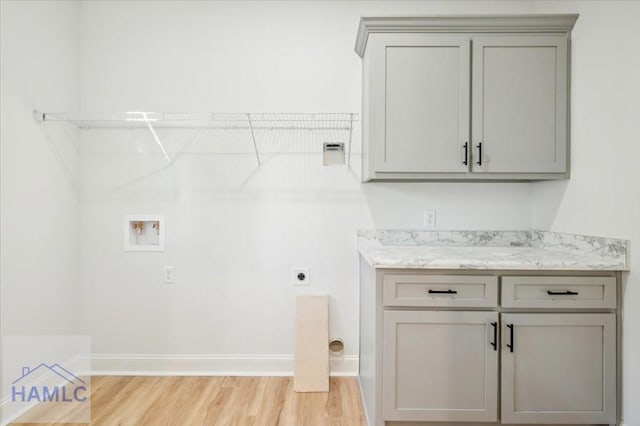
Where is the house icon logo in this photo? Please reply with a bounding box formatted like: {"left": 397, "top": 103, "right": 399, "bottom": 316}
{"left": 12, "top": 363, "right": 88, "bottom": 403}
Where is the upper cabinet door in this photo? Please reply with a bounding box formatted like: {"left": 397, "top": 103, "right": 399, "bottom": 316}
{"left": 370, "top": 34, "right": 471, "bottom": 173}
{"left": 471, "top": 35, "right": 568, "bottom": 173}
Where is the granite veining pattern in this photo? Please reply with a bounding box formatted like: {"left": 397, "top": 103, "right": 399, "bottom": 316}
{"left": 358, "top": 230, "right": 629, "bottom": 271}
{"left": 368, "top": 230, "right": 531, "bottom": 247}
{"left": 530, "top": 230, "right": 629, "bottom": 263}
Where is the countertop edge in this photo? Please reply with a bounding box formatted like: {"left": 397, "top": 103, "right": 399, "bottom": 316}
{"left": 357, "top": 229, "right": 630, "bottom": 272}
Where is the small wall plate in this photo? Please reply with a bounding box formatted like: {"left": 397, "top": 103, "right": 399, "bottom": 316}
{"left": 124, "top": 214, "right": 165, "bottom": 252}
{"left": 292, "top": 267, "right": 310, "bottom": 285}
{"left": 323, "top": 142, "right": 345, "bottom": 166}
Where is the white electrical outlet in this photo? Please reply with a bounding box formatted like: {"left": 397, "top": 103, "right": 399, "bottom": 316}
{"left": 423, "top": 210, "right": 436, "bottom": 228}
{"left": 164, "top": 266, "right": 175, "bottom": 284}
{"left": 292, "top": 267, "right": 310, "bottom": 285}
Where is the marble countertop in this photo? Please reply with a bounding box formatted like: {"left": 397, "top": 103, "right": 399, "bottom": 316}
{"left": 358, "top": 230, "right": 629, "bottom": 271}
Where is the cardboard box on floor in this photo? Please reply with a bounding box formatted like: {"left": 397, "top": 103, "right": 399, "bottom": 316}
{"left": 294, "top": 294, "right": 329, "bottom": 392}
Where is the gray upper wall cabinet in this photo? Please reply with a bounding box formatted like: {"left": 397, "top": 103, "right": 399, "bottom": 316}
{"left": 355, "top": 15, "right": 578, "bottom": 182}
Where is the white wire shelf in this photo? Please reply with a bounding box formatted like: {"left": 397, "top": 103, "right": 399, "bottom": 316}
{"left": 33, "top": 111, "right": 359, "bottom": 168}
{"left": 34, "top": 111, "right": 358, "bottom": 130}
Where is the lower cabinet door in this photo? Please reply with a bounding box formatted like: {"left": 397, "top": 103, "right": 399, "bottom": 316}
{"left": 501, "top": 313, "right": 616, "bottom": 424}
{"left": 383, "top": 310, "right": 499, "bottom": 422}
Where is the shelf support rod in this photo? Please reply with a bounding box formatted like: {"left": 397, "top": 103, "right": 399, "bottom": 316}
{"left": 247, "top": 113, "right": 261, "bottom": 166}
{"left": 347, "top": 113, "right": 354, "bottom": 168}
{"left": 141, "top": 112, "right": 172, "bottom": 165}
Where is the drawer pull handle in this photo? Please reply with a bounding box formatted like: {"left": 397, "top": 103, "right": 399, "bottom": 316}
{"left": 490, "top": 322, "right": 498, "bottom": 351}
{"left": 506, "top": 324, "right": 514, "bottom": 353}
{"left": 547, "top": 290, "right": 579, "bottom": 296}
{"left": 428, "top": 289, "right": 458, "bottom": 294}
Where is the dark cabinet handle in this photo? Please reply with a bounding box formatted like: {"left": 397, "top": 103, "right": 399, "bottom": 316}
{"left": 490, "top": 322, "right": 498, "bottom": 351}
{"left": 476, "top": 142, "right": 483, "bottom": 166}
{"left": 547, "top": 290, "right": 579, "bottom": 295}
{"left": 506, "top": 324, "right": 514, "bottom": 353}
{"left": 463, "top": 142, "right": 469, "bottom": 166}
{"left": 427, "top": 289, "right": 458, "bottom": 294}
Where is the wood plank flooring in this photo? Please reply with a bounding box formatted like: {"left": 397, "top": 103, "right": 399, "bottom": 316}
{"left": 11, "top": 376, "right": 366, "bottom": 426}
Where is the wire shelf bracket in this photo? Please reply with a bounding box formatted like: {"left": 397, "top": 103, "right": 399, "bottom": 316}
{"left": 246, "top": 113, "right": 261, "bottom": 166}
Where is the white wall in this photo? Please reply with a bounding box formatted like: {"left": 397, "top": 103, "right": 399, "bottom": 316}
{"left": 77, "top": 0, "right": 534, "bottom": 374}
{"left": 529, "top": 2, "right": 640, "bottom": 424}
{"left": 0, "top": 0, "right": 80, "bottom": 410}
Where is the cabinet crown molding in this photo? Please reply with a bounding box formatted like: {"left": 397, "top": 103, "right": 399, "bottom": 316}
{"left": 355, "top": 14, "right": 579, "bottom": 57}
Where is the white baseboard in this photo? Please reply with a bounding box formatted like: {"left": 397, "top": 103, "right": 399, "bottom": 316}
{"left": 90, "top": 353, "right": 358, "bottom": 377}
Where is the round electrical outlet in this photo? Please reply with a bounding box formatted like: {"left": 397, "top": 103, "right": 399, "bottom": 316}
{"left": 292, "top": 267, "right": 310, "bottom": 285}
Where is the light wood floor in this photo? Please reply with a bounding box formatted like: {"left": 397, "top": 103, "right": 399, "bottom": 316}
{"left": 12, "top": 376, "right": 366, "bottom": 426}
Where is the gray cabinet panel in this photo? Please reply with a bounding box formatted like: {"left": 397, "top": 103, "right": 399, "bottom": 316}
{"left": 501, "top": 313, "right": 616, "bottom": 424}
{"left": 370, "top": 34, "right": 470, "bottom": 173}
{"left": 383, "top": 274, "right": 498, "bottom": 307}
{"left": 384, "top": 310, "right": 499, "bottom": 422}
{"left": 471, "top": 35, "right": 568, "bottom": 173}
{"left": 502, "top": 276, "right": 617, "bottom": 309}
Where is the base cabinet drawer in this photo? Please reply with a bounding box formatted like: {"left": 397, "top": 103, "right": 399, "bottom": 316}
{"left": 501, "top": 313, "right": 617, "bottom": 424}
{"left": 502, "top": 276, "right": 617, "bottom": 309}
{"left": 383, "top": 274, "right": 498, "bottom": 307}
{"left": 383, "top": 310, "right": 499, "bottom": 422}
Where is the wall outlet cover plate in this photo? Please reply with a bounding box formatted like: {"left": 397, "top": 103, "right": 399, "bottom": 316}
{"left": 292, "top": 267, "right": 310, "bottom": 285}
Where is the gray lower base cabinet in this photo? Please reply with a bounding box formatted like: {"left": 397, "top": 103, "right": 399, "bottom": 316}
{"left": 358, "top": 260, "right": 620, "bottom": 426}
